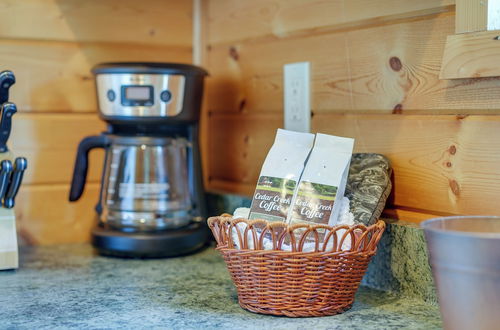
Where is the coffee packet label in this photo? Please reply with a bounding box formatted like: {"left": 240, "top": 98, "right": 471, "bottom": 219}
{"left": 249, "top": 129, "right": 315, "bottom": 222}
{"left": 248, "top": 176, "right": 295, "bottom": 222}
{"left": 288, "top": 133, "right": 354, "bottom": 227}
{"left": 289, "top": 181, "right": 337, "bottom": 225}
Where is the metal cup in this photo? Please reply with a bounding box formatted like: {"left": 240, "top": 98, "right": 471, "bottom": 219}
{"left": 422, "top": 216, "right": 500, "bottom": 330}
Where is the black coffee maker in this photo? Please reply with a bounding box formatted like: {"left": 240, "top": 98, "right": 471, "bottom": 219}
{"left": 69, "top": 62, "right": 209, "bottom": 258}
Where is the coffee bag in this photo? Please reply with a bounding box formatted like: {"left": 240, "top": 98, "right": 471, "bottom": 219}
{"left": 288, "top": 133, "right": 354, "bottom": 227}
{"left": 248, "top": 129, "right": 314, "bottom": 222}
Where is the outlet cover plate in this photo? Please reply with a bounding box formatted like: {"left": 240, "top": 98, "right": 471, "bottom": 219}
{"left": 284, "top": 61, "right": 310, "bottom": 133}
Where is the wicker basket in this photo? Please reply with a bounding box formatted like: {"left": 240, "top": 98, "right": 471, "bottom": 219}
{"left": 207, "top": 215, "right": 386, "bottom": 317}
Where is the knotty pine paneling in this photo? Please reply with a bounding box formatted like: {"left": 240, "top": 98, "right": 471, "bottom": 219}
{"left": 1, "top": 40, "right": 191, "bottom": 113}
{"left": 11, "top": 113, "right": 106, "bottom": 185}
{"left": 313, "top": 113, "right": 500, "bottom": 216}
{"left": 382, "top": 208, "right": 444, "bottom": 224}
{"left": 208, "top": 113, "right": 500, "bottom": 217}
{"left": 0, "top": 0, "right": 192, "bottom": 47}
{"left": 440, "top": 30, "right": 500, "bottom": 79}
{"left": 454, "top": 0, "right": 487, "bottom": 33}
{"left": 207, "top": 0, "right": 454, "bottom": 45}
{"left": 208, "top": 113, "right": 282, "bottom": 186}
{"left": 16, "top": 184, "right": 101, "bottom": 245}
{"left": 206, "top": 31, "right": 350, "bottom": 113}
{"left": 206, "top": 13, "right": 500, "bottom": 114}
{"left": 202, "top": 0, "right": 500, "bottom": 222}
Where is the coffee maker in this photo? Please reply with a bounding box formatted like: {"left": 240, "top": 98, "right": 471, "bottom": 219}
{"left": 69, "top": 62, "right": 209, "bottom": 258}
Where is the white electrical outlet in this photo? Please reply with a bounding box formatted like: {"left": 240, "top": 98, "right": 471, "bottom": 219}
{"left": 284, "top": 61, "right": 310, "bottom": 133}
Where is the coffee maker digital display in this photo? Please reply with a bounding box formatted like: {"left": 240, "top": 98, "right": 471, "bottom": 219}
{"left": 69, "top": 62, "right": 209, "bottom": 258}
{"left": 124, "top": 86, "right": 153, "bottom": 100}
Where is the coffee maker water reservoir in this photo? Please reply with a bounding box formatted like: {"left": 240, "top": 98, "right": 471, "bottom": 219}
{"left": 69, "top": 63, "right": 209, "bottom": 257}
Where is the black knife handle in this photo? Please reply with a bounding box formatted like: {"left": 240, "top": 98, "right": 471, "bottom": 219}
{"left": 69, "top": 135, "right": 109, "bottom": 202}
{"left": 0, "top": 159, "right": 13, "bottom": 200}
{"left": 0, "top": 103, "right": 17, "bottom": 153}
{"left": 4, "top": 157, "right": 27, "bottom": 209}
{"left": 0, "top": 71, "right": 15, "bottom": 104}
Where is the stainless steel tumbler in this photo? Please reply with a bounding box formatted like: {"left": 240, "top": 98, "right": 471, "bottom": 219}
{"left": 422, "top": 216, "right": 500, "bottom": 330}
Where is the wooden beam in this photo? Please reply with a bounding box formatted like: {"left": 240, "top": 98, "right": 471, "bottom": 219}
{"left": 455, "top": 0, "right": 488, "bottom": 33}
{"left": 454, "top": 0, "right": 500, "bottom": 33}
{"left": 440, "top": 30, "right": 500, "bottom": 79}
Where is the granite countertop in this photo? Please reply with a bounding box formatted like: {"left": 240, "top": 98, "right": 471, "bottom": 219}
{"left": 0, "top": 244, "right": 442, "bottom": 329}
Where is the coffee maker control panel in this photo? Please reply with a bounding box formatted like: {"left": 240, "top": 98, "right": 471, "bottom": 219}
{"left": 121, "top": 85, "right": 155, "bottom": 107}
{"left": 96, "top": 73, "right": 185, "bottom": 118}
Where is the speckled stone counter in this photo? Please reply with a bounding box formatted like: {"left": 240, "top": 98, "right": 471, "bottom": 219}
{"left": 0, "top": 244, "right": 441, "bottom": 329}
{"left": 363, "top": 220, "right": 437, "bottom": 304}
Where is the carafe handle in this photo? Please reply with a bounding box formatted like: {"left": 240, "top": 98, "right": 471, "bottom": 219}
{"left": 69, "top": 135, "right": 109, "bottom": 202}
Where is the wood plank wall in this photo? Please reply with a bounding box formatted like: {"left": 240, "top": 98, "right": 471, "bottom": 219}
{"left": 0, "top": 0, "right": 193, "bottom": 244}
{"left": 202, "top": 0, "right": 500, "bottom": 222}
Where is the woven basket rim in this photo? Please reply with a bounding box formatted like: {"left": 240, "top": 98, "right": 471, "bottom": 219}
{"left": 216, "top": 245, "right": 378, "bottom": 256}
{"left": 208, "top": 214, "right": 385, "bottom": 231}
{"left": 208, "top": 215, "right": 386, "bottom": 254}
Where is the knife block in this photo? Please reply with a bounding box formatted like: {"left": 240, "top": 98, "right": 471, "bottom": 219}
{"left": 0, "top": 151, "right": 18, "bottom": 270}
{"left": 0, "top": 207, "right": 17, "bottom": 270}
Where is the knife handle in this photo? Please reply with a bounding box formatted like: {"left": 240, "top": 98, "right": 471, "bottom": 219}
{"left": 0, "top": 160, "right": 13, "bottom": 200}
{"left": 4, "top": 157, "right": 27, "bottom": 209}
{"left": 0, "top": 71, "right": 15, "bottom": 104}
{"left": 0, "top": 103, "right": 17, "bottom": 153}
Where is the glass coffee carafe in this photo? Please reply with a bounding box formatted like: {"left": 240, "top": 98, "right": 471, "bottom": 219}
{"left": 99, "top": 136, "right": 193, "bottom": 232}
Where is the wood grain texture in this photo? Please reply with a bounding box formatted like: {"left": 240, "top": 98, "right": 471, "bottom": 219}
{"left": 207, "top": 0, "right": 454, "bottom": 45}
{"left": 0, "top": 40, "right": 191, "bottom": 112}
{"left": 315, "top": 114, "right": 500, "bottom": 216}
{"left": 208, "top": 113, "right": 282, "bottom": 186}
{"left": 0, "top": 0, "right": 192, "bottom": 46}
{"left": 198, "top": 0, "right": 212, "bottom": 191}
{"left": 206, "top": 113, "right": 500, "bottom": 217}
{"left": 206, "top": 31, "right": 350, "bottom": 113}
{"left": 455, "top": 0, "right": 487, "bottom": 33}
{"left": 440, "top": 30, "right": 500, "bottom": 79}
{"left": 206, "top": 13, "right": 500, "bottom": 114}
{"left": 11, "top": 114, "right": 106, "bottom": 185}
{"left": 16, "top": 184, "right": 100, "bottom": 245}
{"left": 382, "top": 208, "right": 444, "bottom": 224}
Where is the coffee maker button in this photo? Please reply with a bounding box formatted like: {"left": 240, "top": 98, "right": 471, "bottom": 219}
{"left": 107, "top": 90, "right": 116, "bottom": 102}
{"left": 160, "top": 90, "right": 172, "bottom": 103}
